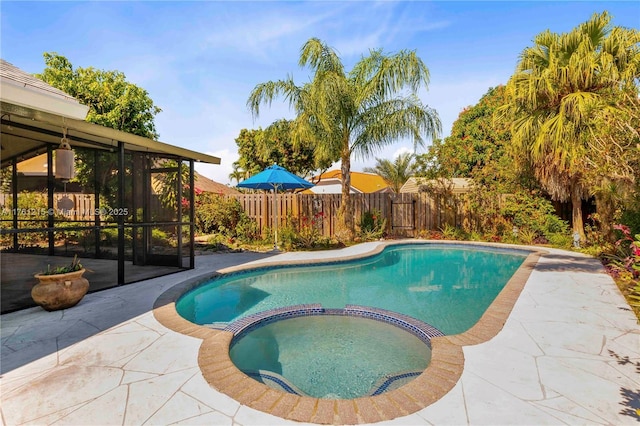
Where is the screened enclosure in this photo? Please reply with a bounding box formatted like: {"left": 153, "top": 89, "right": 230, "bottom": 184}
{"left": 1, "top": 103, "right": 220, "bottom": 313}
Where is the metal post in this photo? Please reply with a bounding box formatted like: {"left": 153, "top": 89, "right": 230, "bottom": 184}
{"left": 189, "top": 160, "right": 195, "bottom": 269}
{"left": 47, "top": 145, "right": 54, "bottom": 255}
{"left": 11, "top": 158, "right": 18, "bottom": 250}
{"left": 272, "top": 185, "right": 278, "bottom": 251}
{"left": 94, "top": 150, "right": 100, "bottom": 256}
{"left": 130, "top": 153, "right": 137, "bottom": 264}
{"left": 117, "top": 142, "right": 125, "bottom": 285}
{"left": 176, "top": 158, "right": 183, "bottom": 267}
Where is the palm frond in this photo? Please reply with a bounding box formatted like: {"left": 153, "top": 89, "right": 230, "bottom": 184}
{"left": 246, "top": 77, "right": 301, "bottom": 119}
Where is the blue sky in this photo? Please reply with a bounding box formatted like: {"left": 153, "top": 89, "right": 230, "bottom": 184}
{"left": 2, "top": 1, "right": 639, "bottom": 184}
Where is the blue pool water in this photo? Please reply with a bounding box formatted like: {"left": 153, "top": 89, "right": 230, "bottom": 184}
{"left": 229, "top": 315, "right": 432, "bottom": 399}
{"left": 177, "top": 244, "right": 527, "bottom": 335}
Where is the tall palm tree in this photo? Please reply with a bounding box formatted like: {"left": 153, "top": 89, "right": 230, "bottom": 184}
{"left": 248, "top": 38, "right": 440, "bottom": 239}
{"left": 498, "top": 12, "right": 639, "bottom": 241}
{"left": 364, "top": 152, "right": 416, "bottom": 193}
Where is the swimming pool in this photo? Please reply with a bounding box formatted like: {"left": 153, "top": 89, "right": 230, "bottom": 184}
{"left": 177, "top": 244, "right": 527, "bottom": 335}
{"left": 157, "top": 241, "right": 541, "bottom": 421}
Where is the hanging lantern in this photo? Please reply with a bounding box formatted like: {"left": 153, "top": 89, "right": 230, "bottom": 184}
{"left": 55, "top": 129, "right": 75, "bottom": 182}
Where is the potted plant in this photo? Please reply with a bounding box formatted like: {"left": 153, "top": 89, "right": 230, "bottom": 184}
{"left": 32, "top": 255, "right": 90, "bottom": 311}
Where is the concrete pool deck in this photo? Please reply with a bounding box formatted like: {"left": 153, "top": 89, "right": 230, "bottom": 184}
{"left": 1, "top": 241, "right": 639, "bottom": 425}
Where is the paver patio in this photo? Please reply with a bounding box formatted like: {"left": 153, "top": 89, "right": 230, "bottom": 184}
{"left": 1, "top": 242, "right": 639, "bottom": 425}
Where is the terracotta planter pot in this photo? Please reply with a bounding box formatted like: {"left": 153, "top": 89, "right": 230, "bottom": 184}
{"left": 32, "top": 269, "right": 89, "bottom": 311}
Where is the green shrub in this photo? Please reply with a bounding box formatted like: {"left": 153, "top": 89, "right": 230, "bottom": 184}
{"left": 620, "top": 207, "right": 640, "bottom": 237}
{"left": 358, "top": 209, "right": 386, "bottom": 241}
{"left": 0, "top": 191, "right": 49, "bottom": 248}
{"left": 440, "top": 223, "right": 461, "bottom": 240}
{"left": 151, "top": 228, "right": 175, "bottom": 247}
{"left": 204, "top": 233, "right": 234, "bottom": 251}
{"left": 296, "top": 213, "right": 322, "bottom": 249}
{"left": 547, "top": 233, "right": 573, "bottom": 249}
{"left": 278, "top": 215, "right": 299, "bottom": 251}
{"left": 468, "top": 230, "right": 483, "bottom": 241}
{"left": 518, "top": 228, "right": 537, "bottom": 245}
{"left": 236, "top": 216, "right": 260, "bottom": 243}
{"left": 100, "top": 227, "right": 132, "bottom": 246}
{"left": 101, "top": 227, "right": 118, "bottom": 245}
{"left": 602, "top": 225, "right": 640, "bottom": 318}
{"left": 195, "top": 194, "right": 260, "bottom": 243}
{"left": 267, "top": 212, "right": 332, "bottom": 250}
{"left": 195, "top": 194, "right": 244, "bottom": 235}
{"left": 501, "top": 191, "right": 570, "bottom": 239}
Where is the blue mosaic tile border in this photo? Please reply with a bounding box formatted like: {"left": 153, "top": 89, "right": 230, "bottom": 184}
{"left": 225, "top": 303, "right": 325, "bottom": 338}
{"left": 343, "top": 305, "right": 444, "bottom": 347}
{"left": 227, "top": 304, "right": 445, "bottom": 349}
{"left": 369, "top": 371, "right": 423, "bottom": 396}
{"left": 244, "top": 370, "right": 304, "bottom": 396}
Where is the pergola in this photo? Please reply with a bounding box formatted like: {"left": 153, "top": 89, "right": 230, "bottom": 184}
{"left": 0, "top": 59, "right": 220, "bottom": 313}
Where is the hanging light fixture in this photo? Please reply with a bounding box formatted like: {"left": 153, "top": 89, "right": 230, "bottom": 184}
{"left": 55, "top": 128, "right": 75, "bottom": 182}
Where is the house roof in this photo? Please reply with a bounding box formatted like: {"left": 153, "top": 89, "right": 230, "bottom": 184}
{"left": 194, "top": 172, "right": 240, "bottom": 195}
{"left": 1, "top": 59, "right": 221, "bottom": 167}
{"left": 400, "top": 177, "right": 472, "bottom": 194}
{"left": 306, "top": 170, "right": 392, "bottom": 193}
{"left": 0, "top": 59, "right": 89, "bottom": 119}
{"left": 1, "top": 59, "right": 78, "bottom": 102}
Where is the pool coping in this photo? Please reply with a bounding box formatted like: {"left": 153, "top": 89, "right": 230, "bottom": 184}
{"left": 153, "top": 240, "right": 545, "bottom": 425}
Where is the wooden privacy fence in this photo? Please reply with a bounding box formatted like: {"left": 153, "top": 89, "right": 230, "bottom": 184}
{"left": 1, "top": 192, "right": 480, "bottom": 237}
{"left": 230, "top": 193, "right": 473, "bottom": 238}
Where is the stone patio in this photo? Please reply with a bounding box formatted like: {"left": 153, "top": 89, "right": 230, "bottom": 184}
{"left": 1, "top": 242, "right": 639, "bottom": 425}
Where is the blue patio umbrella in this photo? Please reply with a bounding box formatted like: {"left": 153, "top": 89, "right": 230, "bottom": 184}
{"left": 237, "top": 164, "right": 314, "bottom": 250}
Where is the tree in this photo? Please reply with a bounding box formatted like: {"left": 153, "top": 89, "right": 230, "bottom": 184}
{"left": 416, "top": 87, "right": 515, "bottom": 181}
{"left": 36, "top": 53, "right": 161, "bottom": 139}
{"left": 228, "top": 164, "right": 247, "bottom": 185}
{"left": 154, "top": 160, "right": 191, "bottom": 213}
{"left": 364, "top": 152, "right": 416, "bottom": 193}
{"left": 586, "top": 94, "right": 640, "bottom": 240}
{"left": 498, "top": 12, "right": 640, "bottom": 241}
{"left": 36, "top": 53, "right": 163, "bottom": 210}
{"left": 248, "top": 38, "right": 440, "bottom": 239}
{"left": 233, "top": 128, "right": 265, "bottom": 179}
{"left": 415, "top": 86, "right": 537, "bottom": 193}
{"left": 233, "top": 119, "right": 331, "bottom": 179}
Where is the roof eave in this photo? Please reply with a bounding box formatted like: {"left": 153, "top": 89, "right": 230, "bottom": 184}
{"left": 1, "top": 79, "right": 89, "bottom": 120}
{"left": 1, "top": 101, "right": 221, "bottom": 165}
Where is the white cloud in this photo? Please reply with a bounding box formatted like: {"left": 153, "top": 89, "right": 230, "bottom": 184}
{"left": 195, "top": 149, "right": 239, "bottom": 186}
{"left": 393, "top": 146, "right": 413, "bottom": 158}
{"left": 203, "top": 4, "right": 348, "bottom": 61}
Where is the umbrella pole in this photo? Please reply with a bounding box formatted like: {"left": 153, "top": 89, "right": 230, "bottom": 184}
{"left": 272, "top": 186, "right": 278, "bottom": 250}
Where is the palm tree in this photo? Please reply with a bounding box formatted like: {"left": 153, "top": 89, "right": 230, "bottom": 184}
{"left": 498, "top": 12, "right": 639, "bottom": 241}
{"left": 228, "top": 164, "right": 246, "bottom": 185}
{"left": 364, "top": 152, "right": 416, "bottom": 193}
{"left": 248, "top": 38, "right": 440, "bottom": 240}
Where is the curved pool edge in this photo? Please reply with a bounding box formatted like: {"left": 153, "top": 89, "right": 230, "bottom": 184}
{"left": 153, "top": 240, "right": 546, "bottom": 424}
